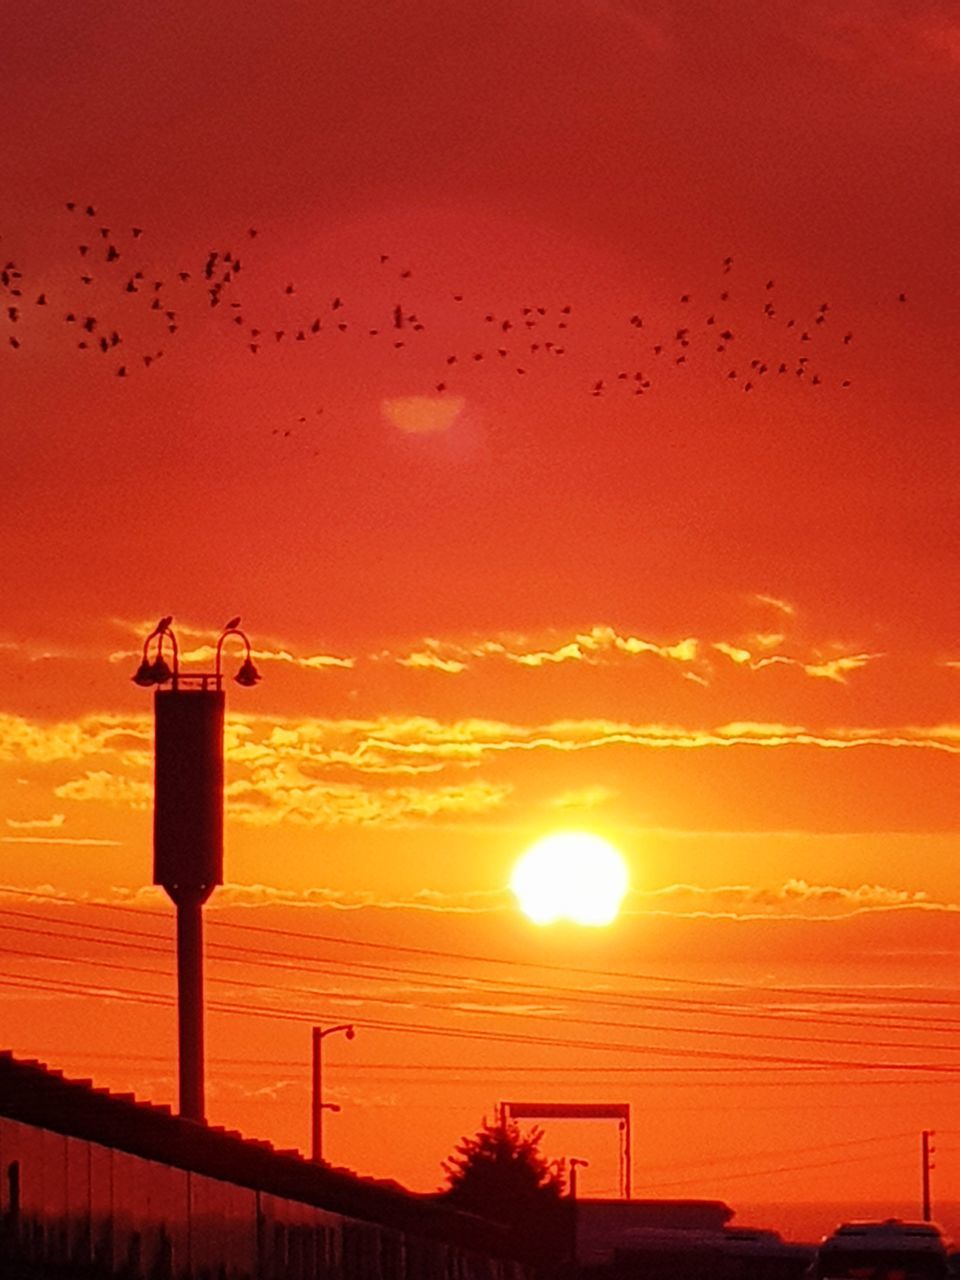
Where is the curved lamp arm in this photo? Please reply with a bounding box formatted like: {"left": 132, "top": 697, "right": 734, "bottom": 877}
{"left": 132, "top": 618, "right": 179, "bottom": 686}
{"left": 215, "top": 625, "right": 261, "bottom": 688}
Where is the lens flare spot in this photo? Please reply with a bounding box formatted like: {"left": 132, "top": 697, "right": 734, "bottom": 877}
{"left": 382, "top": 395, "right": 465, "bottom": 433}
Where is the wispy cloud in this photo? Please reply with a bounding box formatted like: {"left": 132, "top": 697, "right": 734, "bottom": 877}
{"left": 53, "top": 771, "right": 152, "bottom": 809}
{"left": 0, "top": 713, "right": 150, "bottom": 764}
{"left": 206, "top": 882, "right": 512, "bottom": 913}
{"left": 109, "top": 643, "right": 353, "bottom": 671}
{"left": 547, "top": 784, "right": 619, "bottom": 810}
{"left": 793, "top": 653, "right": 879, "bottom": 683}
{"left": 223, "top": 776, "right": 512, "bottom": 827}
{"left": 6, "top": 813, "right": 65, "bottom": 830}
{"left": 3, "top": 876, "right": 952, "bottom": 924}
{"left": 713, "top": 646, "right": 882, "bottom": 684}
{"left": 753, "top": 593, "right": 796, "bottom": 617}
{"left": 397, "top": 650, "right": 468, "bottom": 674}
{"left": 387, "top": 625, "right": 701, "bottom": 673}
{"left": 87, "top": 617, "right": 896, "bottom": 693}
{"left": 1, "top": 835, "right": 123, "bottom": 846}
{"left": 631, "top": 878, "right": 951, "bottom": 921}
{"left": 381, "top": 624, "right": 885, "bottom": 688}
{"left": 6, "top": 711, "right": 960, "bottom": 829}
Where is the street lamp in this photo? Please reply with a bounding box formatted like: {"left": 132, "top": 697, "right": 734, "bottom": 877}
{"left": 569, "top": 1156, "right": 589, "bottom": 1200}
{"left": 132, "top": 616, "right": 261, "bottom": 1122}
{"left": 311, "top": 1024, "right": 355, "bottom": 1162}
{"left": 569, "top": 1156, "right": 590, "bottom": 1267}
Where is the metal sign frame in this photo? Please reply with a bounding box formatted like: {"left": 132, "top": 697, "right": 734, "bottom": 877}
{"left": 499, "top": 1101, "right": 631, "bottom": 1198}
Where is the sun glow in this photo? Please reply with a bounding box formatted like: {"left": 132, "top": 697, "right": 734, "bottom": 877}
{"left": 510, "top": 832, "right": 629, "bottom": 926}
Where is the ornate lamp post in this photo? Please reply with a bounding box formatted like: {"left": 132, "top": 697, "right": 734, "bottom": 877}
{"left": 132, "top": 616, "right": 261, "bottom": 1122}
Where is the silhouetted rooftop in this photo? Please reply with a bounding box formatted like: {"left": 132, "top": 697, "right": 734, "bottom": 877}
{"left": 0, "top": 1049, "right": 510, "bottom": 1254}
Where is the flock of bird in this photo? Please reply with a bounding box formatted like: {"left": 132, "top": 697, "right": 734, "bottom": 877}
{"left": 0, "top": 202, "right": 910, "bottom": 439}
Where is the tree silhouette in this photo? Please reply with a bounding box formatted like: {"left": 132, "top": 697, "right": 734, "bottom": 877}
{"left": 440, "top": 1117, "right": 567, "bottom": 1257}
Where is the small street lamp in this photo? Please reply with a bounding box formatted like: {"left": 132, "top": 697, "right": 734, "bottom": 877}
{"left": 132, "top": 616, "right": 261, "bottom": 1122}
{"left": 569, "top": 1156, "right": 589, "bottom": 1201}
{"left": 569, "top": 1156, "right": 590, "bottom": 1267}
{"left": 311, "top": 1024, "right": 355, "bottom": 1163}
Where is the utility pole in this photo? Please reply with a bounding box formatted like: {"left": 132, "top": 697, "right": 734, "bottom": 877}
{"left": 921, "top": 1130, "right": 934, "bottom": 1221}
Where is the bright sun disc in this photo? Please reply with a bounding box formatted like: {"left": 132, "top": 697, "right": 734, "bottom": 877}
{"left": 510, "top": 833, "right": 629, "bottom": 926}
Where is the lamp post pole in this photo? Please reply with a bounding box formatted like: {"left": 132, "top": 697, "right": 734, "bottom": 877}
{"left": 569, "top": 1157, "right": 589, "bottom": 1266}
{"left": 311, "top": 1024, "right": 355, "bottom": 1162}
{"left": 174, "top": 884, "right": 208, "bottom": 1121}
{"left": 133, "top": 616, "right": 261, "bottom": 1122}
{"left": 569, "top": 1157, "right": 589, "bottom": 1201}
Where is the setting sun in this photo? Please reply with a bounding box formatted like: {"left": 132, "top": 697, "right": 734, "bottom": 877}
{"left": 510, "top": 832, "right": 629, "bottom": 926}
{"left": 2, "top": 0, "right": 956, "bottom": 1250}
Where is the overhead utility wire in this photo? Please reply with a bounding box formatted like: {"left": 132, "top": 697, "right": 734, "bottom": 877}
{"left": 629, "top": 1129, "right": 915, "bottom": 1175}
{"left": 3, "top": 884, "right": 957, "bottom": 1012}
{"left": 1, "top": 970, "right": 958, "bottom": 1072}
{"left": 2, "top": 903, "right": 958, "bottom": 1039}
{"left": 4, "top": 939, "right": 959, "bottom": 1059}
{"left": 632, "top": 1146, "right": 917, "bottom": 1193}
{"left": 15, "top": 1050, "right": 954, "bottom": 1093}
{"left": 13, "top": 1049, "right": 953, "bottom": 1085}
{"left": 4, "top": 905, "right": 959, "bottom": 1036}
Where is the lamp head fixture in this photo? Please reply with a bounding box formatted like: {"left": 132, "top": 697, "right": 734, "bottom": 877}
{"left": 234, "top": 656, "right": 262, "bottom": 687}
{"left": 131, "top": 617, "right": 179, "bottom": 686}
{"left": 131, "top": 658, "right": 156, "bottom": 687}
{"left": 148, "top": 655, "right": 174, "bottom": 685}
{"left": 131, "top": 616, "right": 262, "bottom": 692}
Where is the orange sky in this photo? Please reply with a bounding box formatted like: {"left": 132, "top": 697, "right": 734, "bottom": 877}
{"left": 1, "top": 0, "right": 959, "bottom": 1243}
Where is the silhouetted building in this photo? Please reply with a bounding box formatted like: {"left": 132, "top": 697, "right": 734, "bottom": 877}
{"left": 572, "top": 1200, "right": 813, "bottom": 1279}
{"left": 574, "top": 1198, "right": 733, "bottom": 1266}
{"left": 0, "top": 1051, "right": 530, "bottom": 1280}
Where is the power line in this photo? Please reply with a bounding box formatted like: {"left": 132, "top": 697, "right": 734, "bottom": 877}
{"left": 629, "top": 1130, "right": 914, "bottom": 1176}
{"left": 5, "top": 937, "right": 960, "bottom": 1063}
{"left": 4, "top": 905, "right": 960, "bottom": 1046}
{"left": 632, "top": 1146, "right": 918, "bottom": 1193}
{"left": 4, "top": 885, "right": 957, "bottom": 1013}
{"left": 2, "top": 969, "right": 958, "bottom": 1074}
{"left": 13, "top": 1048, "right": 958, "bottom": 1086}
{"left": 10, "top": 1047, "right": 956, "bottom": 1094}
{"left": 4, "top": 903, "right": 958, "bottom": 1037}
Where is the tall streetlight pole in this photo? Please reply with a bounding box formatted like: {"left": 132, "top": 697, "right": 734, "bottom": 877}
{"left": 312, "top": 1024, "right": 355, "bottom": 1162}
{"left": 133, "top": 616, "right": 261, "bottom": 1122}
